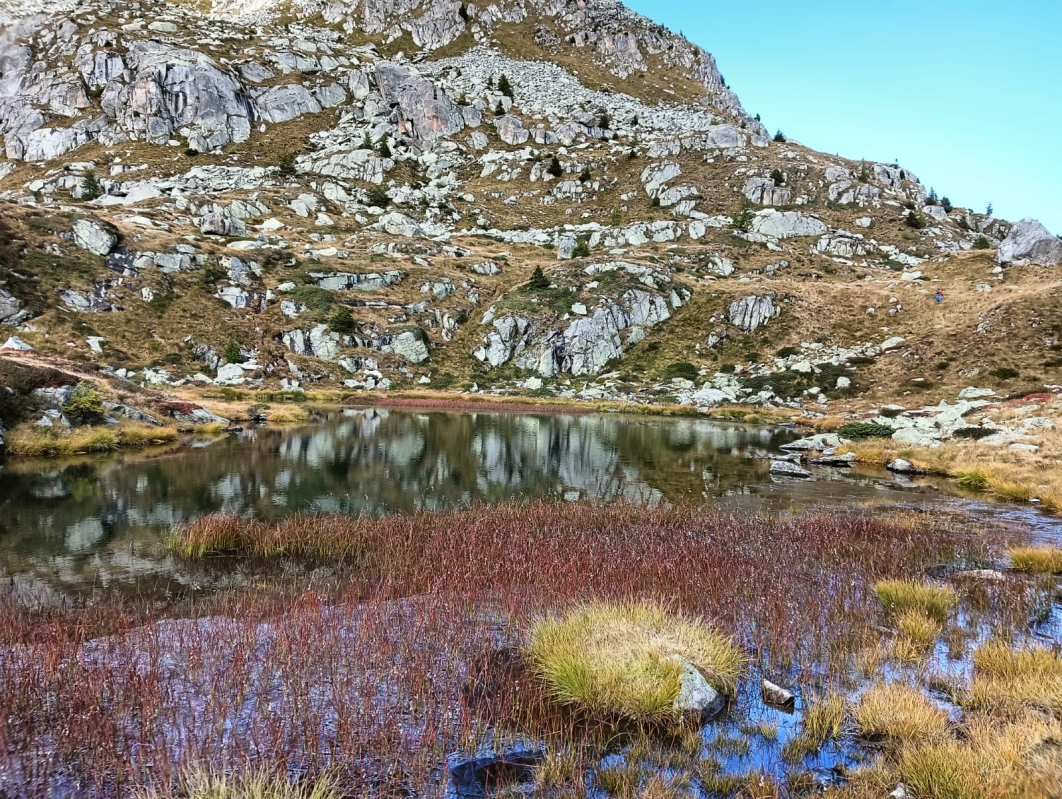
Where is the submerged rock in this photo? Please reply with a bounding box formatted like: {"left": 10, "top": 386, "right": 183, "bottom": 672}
{"left": 762, "top": 679, "right": 795, "bottom": 708}
{"left": 447, "top": 736, "right": 545, "bottom": 799}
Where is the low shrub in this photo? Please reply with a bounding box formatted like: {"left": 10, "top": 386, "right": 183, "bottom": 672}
{"left": 837, "top": 422, "right": 896, "bottom": 440}
{"left": 63, "top": 381, "right": 105, "bottom": 426}
{"left": 989, "top": 367, "right": 1020, "bottom": 380}
{"left": 953, "top": 427, "right": 996, "bottom": 440}
{"left": 662, "top": 362, "right": 700, "bottom": 382}
{"left": 328, "top": 307, "right": 355, "bottom": 335}
{"left": 526, "top": 265, "right": 551, "bottom": 290}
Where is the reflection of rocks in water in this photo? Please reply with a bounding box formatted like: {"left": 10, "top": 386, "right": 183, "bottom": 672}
{"left": 1, "top": 410, "right": 934, "bottom": 600}
{"left": 64, "top": 518, "right": 106, "bottom": 551}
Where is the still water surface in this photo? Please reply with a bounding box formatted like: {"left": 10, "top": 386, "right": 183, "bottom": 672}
{"left": 1, "top": 407, "right": 1057, "bottom": 601}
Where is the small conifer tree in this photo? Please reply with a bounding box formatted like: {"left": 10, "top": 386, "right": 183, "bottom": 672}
{"left": 498, "top": 73, "right": 514, "bottom": 99}
{"left": 527, "top": 265, "right": 550, "bottom": 290}
{"left": 80, "top": 169, "right": 103, "bottom": 201}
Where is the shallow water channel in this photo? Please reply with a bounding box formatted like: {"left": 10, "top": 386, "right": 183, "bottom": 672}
{"left": 1, "top": 406, "right": 1059, "bottom": 603}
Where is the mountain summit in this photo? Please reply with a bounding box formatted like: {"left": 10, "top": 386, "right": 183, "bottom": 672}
{"left": 0, "top": 0, "right": 1059, "bottom": 408}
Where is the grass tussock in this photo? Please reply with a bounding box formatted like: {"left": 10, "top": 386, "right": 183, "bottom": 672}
{"left": 266, "top": 406, "right": 310, "bottom": 425}
{"left": 138, "top": 770, "right": 343, "bottom": 799}
{"left": 897, "top": 741, "right": 981, "bottom": 799}
{"left": 193, "top": 422, "right": 228, "bottom": 436}
{"left": 853, "top": 682, "right": 949, "bottom": 746}
{"left": 782, "top": 693, "right": 847, "bottom": 762}
{"left": 4, "top": 422, "right": 178, "bottom": 457}
{"left": 1009, "top": 546, "right": 1062, "bottom": 574}
{"left": 874, "top": 579, "right": 957, "bottom": 622}
{"left": 968, "top": 640, "right": 1062, "bottom": 717}
{"left": 896, "top": 609, "right": 942, "bottom": 652}
{"left": 526, "top": 601, "right": 744, "bottom": 719}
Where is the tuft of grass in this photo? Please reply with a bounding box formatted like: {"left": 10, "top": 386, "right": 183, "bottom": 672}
{"left": 954, "top": 468, "right": 991, "bottom": 490}
{"left": 5, "top": 421, "right": 178, "bottom": 457}
{"left": 782, "top": 692, "right": 847, "bottom": 762}
{"left": 968, "top": 640, "right": 1062, "bottom": 717}
{"left": 137, "top": 770, "right": 343, "bottom": 799}
{"left": 853, "top": 682, "right": 949, "bottom": 746}
{"left": 534, "top": 751, "right": 578, "bottom": 791}
{"left": 119, "top": 424, "right": 180, "bottom": 449}
{"left": 1008, "top": 547, "right": 1062, "bottom": 574}
{"left": 874, "top": 579, "right": 957, "bottom": 622}
{"left": 526, "top": 601, "right": 744, "bottom": 720}
{"left": 595, "top": 763, "right": 641, "bottom": 798}
{"left": 266, "top": 406, "right": 309, "bottom": 425}
{"left": 898, "top": 741, "right": 981, "bottom": 799}
{"left": 6, "top": 425, "right": 120, "bottom": 457}
{"left": 896, "top": 609, "right": 942, "bottom": 652}
{"left": 194, "top": 422, "right": 229, "bottom": 436}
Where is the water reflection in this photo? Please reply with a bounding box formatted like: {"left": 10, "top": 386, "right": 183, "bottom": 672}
{"left": 0, "top": 408, "right": 1048, "bottom": 599}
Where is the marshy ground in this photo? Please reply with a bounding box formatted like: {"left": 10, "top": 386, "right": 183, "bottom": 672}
{"left": 3, "top": 502, "right": 1062, "bottom": 798}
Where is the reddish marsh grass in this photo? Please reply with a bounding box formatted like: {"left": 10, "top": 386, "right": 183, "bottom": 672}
{"left": 1, "top": 502, "right": 989, "bottom": 797}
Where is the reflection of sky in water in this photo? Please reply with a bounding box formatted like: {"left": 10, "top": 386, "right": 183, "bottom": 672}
{"left": 1, "top": 408, "right": 1059, "bottom": 599}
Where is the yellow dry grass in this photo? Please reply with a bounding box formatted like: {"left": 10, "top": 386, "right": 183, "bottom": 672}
{"left": 874, "top": 579, "right": 957, "bottom": 623}
{"left": 968, "top": 641, "right": 1062, "bottom": 718}
{"left": 136, "top": 769, "right": 342, "bottom": 799}
{"left": 1009, "top": 547, "right": 1062, "bottom": 574}
{"left": 896, "top": 609, "right": 942, "bottom": 653}
{"left": 844, "top": 414, "right": 1062, "bottom": 514}
{"left": 853, "top": 682, "right": 949, "bottom": 746}
{"left": 526, "top": 601, "right": 744, "bottom": 720}
{"left": 5, "top": 422, "right": 178, "bottom": 457}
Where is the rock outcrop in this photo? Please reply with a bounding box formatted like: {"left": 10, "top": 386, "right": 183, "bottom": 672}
{"left": 997, "top": 218, "right": 1062, "bottom": 266}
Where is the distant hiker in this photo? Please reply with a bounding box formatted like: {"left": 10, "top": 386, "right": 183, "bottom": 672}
{"left": 935, "top": 289, "right": 944, "bottom": 303}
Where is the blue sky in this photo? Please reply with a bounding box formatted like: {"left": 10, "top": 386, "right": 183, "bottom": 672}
{"left": 625, "top": 0, "right": 1062, "bottom": 233}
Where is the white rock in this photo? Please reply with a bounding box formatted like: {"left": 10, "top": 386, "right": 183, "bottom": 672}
{"left": 72, "top": 219, "right": 117, "bottom": 256}
{"left": 997, "top": 218, "right": 1062, "bottom": 266}
{"left": 1, "top": 336, "right": 33, "bottom": 351}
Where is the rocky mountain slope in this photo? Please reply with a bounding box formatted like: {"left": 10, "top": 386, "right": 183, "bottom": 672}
{"left": 1, "top": 0, "right": 1061, "bottom": 426}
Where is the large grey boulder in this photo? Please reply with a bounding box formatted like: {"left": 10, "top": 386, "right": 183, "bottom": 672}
{"left": 390, "top": 330, "right": 430, "bottom": 364}
{"left": 996, "top": 218, "right": 1062, "bottom": 266}
{"left": 743, "top": 177, "right": 791, "bottom": 206}
{"left": 751, "top": 209, "right": 828, "bottom": 239}
{"left": 72, "top": 219, "right": 117, "bottom": 256}
{"left": 255, "top": 84, "right": 322, "bottom": 124}
{"left": 495, "top": 115, "right": 529, "bottom": 145}
{"left": 375, "top": 62, "right": 463, "bottom": 140}
{"left": 770, "top": 460, "right": 813, "bottom": 478}
{"left": 372, "top": 212, "right": 425, "bottom": 238}
{"left": 728, "top": 293, "right": 779, "bottom": 332}
{"left": 107, "top": 42, "right": 254, "bottom": 152}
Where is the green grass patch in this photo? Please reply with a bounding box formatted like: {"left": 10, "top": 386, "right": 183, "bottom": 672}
{"left": 527, "top": 601, "right": 743, "bottom": 721}
{"left": 874, "top": 579, "right": 957, "bottom": 622}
